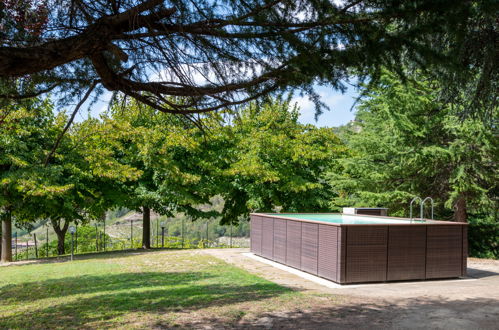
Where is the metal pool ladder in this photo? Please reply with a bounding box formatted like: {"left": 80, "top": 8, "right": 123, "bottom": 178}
{"left": 409, "top": 196, "right": 434, "bottom": 222}
{"left": 422, "top": 197, "right": 434, "bottom": 220}
{"left": 409, "top": 197, "right": 423, "bottom": 222}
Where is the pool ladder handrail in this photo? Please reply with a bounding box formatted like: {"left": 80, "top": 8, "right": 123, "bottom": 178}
{"left": 422, "top": 196, "right": 434, "bottom": 220}
{"left": 409, "top": 196, "right": 434, "bottom": 222}
{"left": 409, "top": 197, "right": 423, "bottom": 222}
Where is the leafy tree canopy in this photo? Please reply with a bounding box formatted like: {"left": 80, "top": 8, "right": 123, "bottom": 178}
{"left": 215, "top": 98, "right": 348, "bottom": 223}
{"left": 0, "top": 97, "right": 140, "bottom": 256}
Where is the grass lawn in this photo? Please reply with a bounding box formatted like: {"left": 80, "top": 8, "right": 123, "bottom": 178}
{"left": 0, "top": 250, "right": 338, "bottom": 328}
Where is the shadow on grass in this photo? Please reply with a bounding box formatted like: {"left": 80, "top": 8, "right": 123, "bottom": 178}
{"left": 0, "top": 271, "right": 292, "bottom": 328}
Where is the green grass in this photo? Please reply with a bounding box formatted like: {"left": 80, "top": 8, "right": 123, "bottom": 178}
{"left": 0, "top": 250, "right": 305, "bottom": 328}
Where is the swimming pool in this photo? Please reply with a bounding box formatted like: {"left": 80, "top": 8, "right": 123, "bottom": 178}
{"left": 274, "top": 213, "right": 427, "bottom": 224}
{"left": 250, "top": 213, "right": 468, "bottom": 284}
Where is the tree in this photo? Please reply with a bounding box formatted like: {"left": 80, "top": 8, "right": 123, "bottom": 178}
{"left": 0, "top": 99, "right": 140, "bottom": 259}
{"left": 25, "top": 116, "right": 141, "bottom": 255}
{"left": 0, "top": 0, "right": 495, "bottom": 117}
{"left": 0, "top": 98, "right": 55, "bottom": 262}
{"left": 329, "top": 69, "right": 498, "bottom": 222}
{"left": 214, "top": 98, "right": 348, "bottom": 223}
{"left": 108, "top": 100, "right": 218, "bottom": 248}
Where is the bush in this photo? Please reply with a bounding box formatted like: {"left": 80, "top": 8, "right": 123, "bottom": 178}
{"left": 468, "top": 215, "right": 498, "bottom": 259}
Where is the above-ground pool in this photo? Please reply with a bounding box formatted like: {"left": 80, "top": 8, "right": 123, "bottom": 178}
{"left": 250, "top": 213, "right": 468, "bottom": 284}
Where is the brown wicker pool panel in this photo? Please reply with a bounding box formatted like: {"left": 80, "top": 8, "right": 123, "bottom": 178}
{"left": 387, "top": 226, "right": 426, "bottom": 281}
{"left": 286, "top": 220, "right": 302, "bottom": 269}
{"left": 426, "top": 225, "right": 463, "bottom": 279}
{"left": 462, "top": 226, "right": 468, "bottom": 277}
{"left": 346, "top": 226, "right": 388, "bottom": 283}
{"left": 250, "top": 215, "right": 262, "bottom": 255}
{"left": 273, "top": 219, "right": 287, "bottom": 263}
{"left": 250, "top": 214, "right": 468, "bottom": 284}
{"left": 318, "top": 225, "right": 339, "bottom": 282}
{"left": 261, "top": 217, "right": 274, "bottom": 259}
{"left": 301, "top": 222, "right": 319, "bottom": 275}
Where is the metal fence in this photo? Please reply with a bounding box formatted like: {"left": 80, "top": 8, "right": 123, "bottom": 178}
{"left": 11, "top": 217, "right": 250, "bottom": 261}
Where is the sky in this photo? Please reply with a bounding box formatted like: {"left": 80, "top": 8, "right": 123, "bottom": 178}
{"left": 294, "top": 84, "right": 358, "bottom": 127}
{"left": 77, "top": 83, "right": 359, "bottom": 128}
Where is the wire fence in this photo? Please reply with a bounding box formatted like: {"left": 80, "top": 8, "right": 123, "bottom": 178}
{"left": 11, "top": 217, "right": 250, "bottom": 261}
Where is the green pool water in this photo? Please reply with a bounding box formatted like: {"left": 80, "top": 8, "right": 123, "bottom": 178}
{"left": 269, "top": 213, "right": 423, "bottom": 224}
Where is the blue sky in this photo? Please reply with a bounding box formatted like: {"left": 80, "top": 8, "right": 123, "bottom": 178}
{"left": 294, "top": 84, "right": 358, "bottom": 127}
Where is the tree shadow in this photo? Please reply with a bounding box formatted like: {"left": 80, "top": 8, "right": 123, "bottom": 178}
{"left": 467, "top": 267, "right": 499, "bottom": 279}
{"left": 0, "top": 271, "right": 292, "bottom": 328}
{"left": 178, "top": 297, "right": 499, "bottom": 329}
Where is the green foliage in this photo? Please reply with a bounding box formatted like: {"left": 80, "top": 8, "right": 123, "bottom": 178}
{"left": 0, "top": 98, "right": 57, "bottom": 223}
{"left": 330, "top": 69, "right": 498, "bottom": 221}
{"left": 468, "top": 215, "right": 499, "bottom": 259}
{"left": 103, "top": 97, "right": 346, "bottom": 226}
{"left": 157, "top": 215, "right": 249, "bottom": 242}
{"left": 214, "top": 98, "right": 348, "bottom": 223}
{"left": 36, "top": 225, "right": 111, "bottom": 257}
{"left": 107, "top": 100, "right": 217, "bottom": 220}
{"left": 1, "top": 97, "right": 141, "bottom": 256}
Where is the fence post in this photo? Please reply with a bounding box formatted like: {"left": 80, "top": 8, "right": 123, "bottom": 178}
{"left": 181, "top": 218, "right": 185, "bottom": 249}
{"left": 46, "top": 225, "right": 49, "bottom": 257}
{"left": 130, "top": 219, "right": 133, "bottom": 249}
{"left": 103, "top": 218, "right": 106, "bottom": 251}
{"left": 34, "top": 233, "right": 38, "bottom": 259}
{"left": 156, "top": 218, "right": 159, "bottom": 247}
{"left": 230, "top": 224, "right": 232, "bottom": 248}
{"left": 26, "top": 240, "right": 28, "bottom": 260}
{"left": 14, "top": 232, "right": 17, "bottom": 261}
{"left": 95, "top": 224, "right": 98, "bottom": 251}
{"left": 205, "top": 221, "right": 209, "bottom": 248}
{"left": 75, "top": 225, "right": 78, "bottom": 253}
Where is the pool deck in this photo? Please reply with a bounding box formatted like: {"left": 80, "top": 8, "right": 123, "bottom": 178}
{"left": 203, "top": 248, "right": 499, "bottom": 329}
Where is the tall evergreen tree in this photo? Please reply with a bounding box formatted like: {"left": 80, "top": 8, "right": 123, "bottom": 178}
{"left": 330, "top": 70, "right": 498, "bottom": 222}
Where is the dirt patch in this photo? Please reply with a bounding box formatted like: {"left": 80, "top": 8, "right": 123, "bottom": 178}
{"left": 202, "top": 248, "right": 499, "bottom": 329}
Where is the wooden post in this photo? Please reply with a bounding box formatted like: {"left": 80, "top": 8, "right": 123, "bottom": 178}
{"left": 34, "top": 234, "right": 38, "bottom": 258}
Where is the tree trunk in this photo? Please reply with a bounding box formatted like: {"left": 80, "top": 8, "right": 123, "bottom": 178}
{"left": 51, "top": 219, "right": 69, "bottom": 255}
{"left": 142, "top": 206, "right": 151, "bottom": 249}
{"left": 1, "top": 211, "right": 12, "bottom": 262}
{"left": 454, "top": 196, "right": 468, "bottom": 223}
